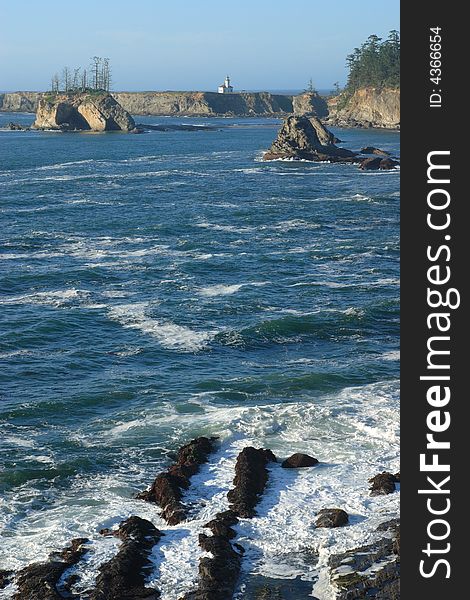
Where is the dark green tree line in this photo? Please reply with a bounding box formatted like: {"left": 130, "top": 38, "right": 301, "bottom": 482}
{"left": 345, "top": 31, "right": 400, "bottom": 91}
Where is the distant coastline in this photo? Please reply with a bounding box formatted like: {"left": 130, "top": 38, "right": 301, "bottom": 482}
{"left": 0, "top": 87, "right": 400, "bottom": 129}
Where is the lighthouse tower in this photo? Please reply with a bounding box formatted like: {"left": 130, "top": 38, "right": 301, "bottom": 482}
{"left": 218, "top": 75, "right": 234, "bottom": 94}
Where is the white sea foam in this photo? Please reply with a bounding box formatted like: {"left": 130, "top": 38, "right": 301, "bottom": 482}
{"left": 198, "top": 282, "right": 269, "bottom": 297}
{"left": 108, "top": 303, "right": 215, "bottom": 352}
{"left": 0, "top": 381, "right": 399, "bottom": 600}
{"left": 0, "top": 288, "right": 90, "bottom": 307}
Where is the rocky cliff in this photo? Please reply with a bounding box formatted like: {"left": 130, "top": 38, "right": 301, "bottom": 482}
{"left": 112, "top": 91, "right": 299, "bottom": 116}
{"left": 1, "top": 91, "right": 327, "bottom": 118}
{"left": 33, "top": 93, "right": 135, "bottom": 131}
{"left": 0, "top": 92, "right": 40, "bottom": 112}
{"left": 327, "top": 87, "right": 400, "bottom": 129}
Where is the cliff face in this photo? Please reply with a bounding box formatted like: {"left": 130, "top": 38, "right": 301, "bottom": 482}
{"left": 1, "top": 91, "right": 325, "bottom": 118}
{"left": 0, "top": 92, "right": 40, "bottom": 112}
{"left": 112, "top": 91, "right": 294, "bottom": 116}
{"left": 327, "top": 87, "right": 400, "bottom": 129}
{"left": 33, "top": 93, "right": 135, "bottom": 131}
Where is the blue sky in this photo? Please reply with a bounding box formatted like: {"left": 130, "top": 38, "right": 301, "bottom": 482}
{"left": 1, "top": 0, "right": 399, "bottom": 92}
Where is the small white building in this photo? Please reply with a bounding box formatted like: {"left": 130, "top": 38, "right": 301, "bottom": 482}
{"left": 218, "top": 75, "right": 233, "bottom": 94}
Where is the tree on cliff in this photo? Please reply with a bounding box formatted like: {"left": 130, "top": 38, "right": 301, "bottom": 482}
{"left": 345, "top": 30, "right": 400, "bottom": 91}
{"left": 49, "top": 58, "right": 112, "bottom": 94}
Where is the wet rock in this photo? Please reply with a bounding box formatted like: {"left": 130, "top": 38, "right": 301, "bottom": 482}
{"left": 263, "top": 116, "right": 357, "bottom": 162}
{"left": 369, "top": 472, "right": 399, "bottom": 496}
{"left": 360, "top": 146, "right": 390, "bottom": 156}
{"left": 227, "top": 447, "right": 277, "bottom": 518}
{"left": 315, "top": 508, "right": 349, "bottom": 528}
{"left": 0, "top": 570, "right": 14, "bottom": 590}
{"left": 181, "top": 512, "right": 243, "bottom": 600}
{"left": 204, "top": 509, "right": 238, "bottom": 539}
{"left": 138, "top": 436, "right": 217, "bottom": 524}
{"left": 281, "top": 453, "right": 319, "bottom": 469}
{"left": 90, "top": 516, "right": 162, "bottom": 600}
{"left": 13, "top": 538, "right": 89, "bottom": 600}
{"left": 6, "top": 122, "right": 29, "bottom": 131}
{"left": 360, "top": 156, "right": 399, "bottom": 170}
{"left": 329, "top": 521, "right": 400, "bottom": 599}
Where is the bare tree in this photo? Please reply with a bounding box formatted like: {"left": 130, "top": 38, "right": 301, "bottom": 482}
{"left": 72, "top": 68, "right": 81, "bottom": 92}
{"left": 62, "top": 67, "right": 71, "bottom": 93}
{"left": 81, "top": 69, "right": 88, "bottom": 92}
{"left": 90, "top": 56, "right": 99, "bottom": 89}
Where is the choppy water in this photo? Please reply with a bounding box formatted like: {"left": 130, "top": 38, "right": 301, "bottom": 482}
{"left": 0, "top": 112, "right": 399, "bottom": 599}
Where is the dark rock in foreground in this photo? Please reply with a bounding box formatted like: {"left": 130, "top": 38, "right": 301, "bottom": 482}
{"left": 90, "top": 516, "right": 162, "bottom": 600}
{"left": 281, "top": 453, "right": 319, "bottom": 469}
{"left": 227, "top": 447, "right": 277, "bottom": 518}
{"left": 13, "top": 538, "right": 89, "bottom": 600}
{"left": 181, "top": 511, "right": 243, "bottom": 600}
{"left": 263, "top": 116, "right": 357, "bottom": 162}
{"left": 316, "top": 508, "right": 349, "bottom": 528}
{"left": 329, "top": 520, "right": 400, "bottom": 599}
{"left": 0, "top": 570, "right": 14, "bottom": 590}
{"left": 369, "top": 472, "right": 399, "bottom": 496}
{"left": 138, "top": 436, "right": 217, "bottom": 524}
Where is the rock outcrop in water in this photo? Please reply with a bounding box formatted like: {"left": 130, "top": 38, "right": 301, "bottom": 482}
{"left": 227, "top": 447, "right": 277, "bottom": 518}
{"left": 33, "top": 93, "right": 135, "bottom": 131}
{"left": 12, "top": 538, "right": 89, "bottom": 600}
{"left": 138, "top": 436, "right": 217, "bottom": 524}
{"left": 91, "top": 516, "right": 162, "bottom": 600}
{"left": 263, "top": 116, "right": 357, "bottom": 162}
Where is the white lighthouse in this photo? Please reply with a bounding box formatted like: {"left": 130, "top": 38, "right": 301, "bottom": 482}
{"left": 218, "top": 75, "right": 233, "bottom": 94}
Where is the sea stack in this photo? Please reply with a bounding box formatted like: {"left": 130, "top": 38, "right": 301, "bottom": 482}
{"left": 263, "top": 115, "right": 356, "bottom": 162}
{"left": 33, "top": 92, "right": 135, "bottom": 131}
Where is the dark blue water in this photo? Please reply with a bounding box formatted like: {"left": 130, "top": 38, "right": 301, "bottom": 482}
{"left": 0, "top": 113, "right": 399, "bottom": 598}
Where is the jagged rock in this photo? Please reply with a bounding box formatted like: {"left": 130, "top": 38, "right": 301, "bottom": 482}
{"left": 263, "top": 116, "right": 357, "bottom": 162}
{"left": 33, "top": 93, "right": 135, "bottom": 131}
{"left": 309, "top": 116, "right": 341, "bottom": 145}
{"left": 90, "top": 516, "right": 162, "bottom": 600}
{"left": 360, "top": 146, "right": 390, "bottom": 156}
{"left": 281, "top": 453, "right": 319, "bottom": 469}
{"left": 316, "top": 509, "right": 349, "bottom": 528}
{"left": 227, "top": 447, "right": 277, "bottom": 518}
{"left": 369, "top": 472, "right": 399, "bottom": 496}
{"left": 181, "top": 512, "right": 243, "bottom": 600}
{"left": 204, "top": 509, "right": 238, "bottom": 539}
{"left": 13, "top": 538, "right": 89, "bottom": 600}
{"left": 138, "top": 437, "right": 217, "bottom": 524}
{"left": 329, "top": 521, "right": 400, "bottom": 599}
{"left": 360, "top": 156, "right": 399, "bottom": 170}
{"left": 0, "top": 570, "right": 14, "bottom": 590}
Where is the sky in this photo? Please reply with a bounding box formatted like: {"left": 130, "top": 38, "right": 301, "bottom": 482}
{"left": 0, "top": 0, "right": 400, "bottom": 92}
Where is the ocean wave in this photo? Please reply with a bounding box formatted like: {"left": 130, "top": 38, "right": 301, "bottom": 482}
{"left": 198, "top": 282, "right": 269, "bottom": 297}
{"left": 108, "top": 303, "right": 215, "bottom": 352}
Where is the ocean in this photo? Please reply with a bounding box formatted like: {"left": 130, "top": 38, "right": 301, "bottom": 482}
{"left": 0, "top": 113, "right": 400, "bottom": 599}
